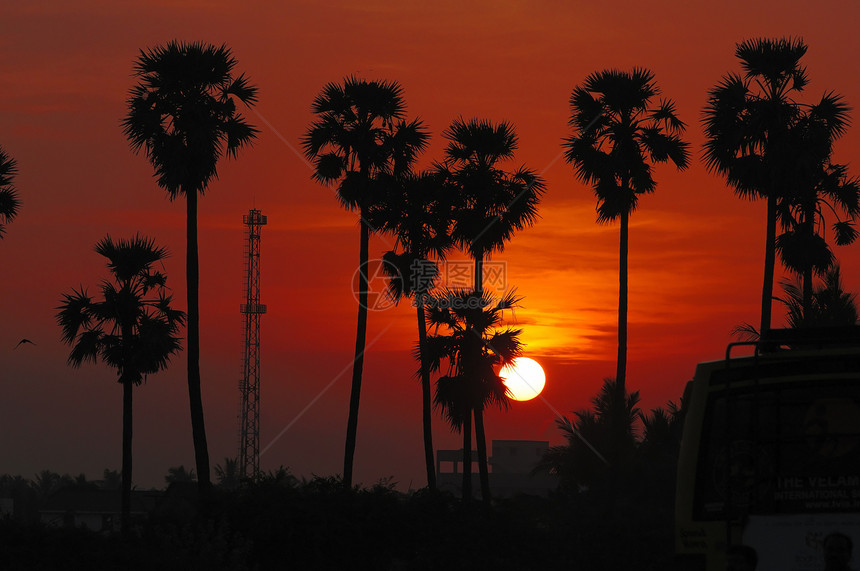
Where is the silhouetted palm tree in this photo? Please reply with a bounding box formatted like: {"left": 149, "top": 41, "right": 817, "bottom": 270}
{"left": 165, "top": 465, "right": 197, "bottom": 484}
{"left": 57, "top": 235, "right": 184, "bottom": 533}
{"left": 376, "top": 170, "right": 453, "bottom": 490}
{"left": 441, "top": 118, "right": 544, "bottom": 501}
{"left": 537, "top": 378, "right": 640, "bottom": 492}
{"left": 773, "top": 99, "right": 859, "bottom": 316}
{"left": 0, "top": 147, "right": 19, "bottom": 239}
{"left": 302, "top": 77, "right": 429, "bottom": 488}
{"left": 637, "top": 401, "right": 684, "bottom": 477}
{"left": 703, "top": 37, "right": 814, "bottom": 334}
{"left": 425, "top": 289, "right": 522, "bottom": 501}
{"left": 122, "top": 41, "right": 258, "bottom": 491}
{"left": 563, "top": 68, "right": 688, "bottom": 455}
{"left": 778, "top": 265, "right": 858, "bottom": 328}
{"left": 215, "top": 457, "right": 240, "bottom": 490}
{"left": 734, "top": 264, "right": 858, "bottom": 341}
{"left": 31, "top": 470, "right": 66, "bottom": 504}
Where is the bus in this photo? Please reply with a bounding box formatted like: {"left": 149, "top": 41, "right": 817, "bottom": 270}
{"left": 675, "top": 328, "right": 860, "bottom": 571}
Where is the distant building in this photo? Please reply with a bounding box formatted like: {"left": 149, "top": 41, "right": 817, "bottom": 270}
{"left": 437, "top": 439, "right": 558, "bottom": 498}
{"left": 39, "top": 488, "right": 159, "bottom": 533}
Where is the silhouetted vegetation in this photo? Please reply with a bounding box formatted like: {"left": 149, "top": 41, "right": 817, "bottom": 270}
{"left": 302, "top": 77, "right": 429, "bottom": 489}
{"left": 123, "top": 41, "right": 259, "bottom": 492}
{"left": 704, "top": 37, "right": 859, "bottom": 333}
{"left": 538, "top": 378, "right": 683, "bottom": 496}
{"left": 440, "top": 118, "right": 545, "bottom": 502}
{"left": 8, "top": 31, "right": 860, "bottom": 570}
{"left": 56, "top": 235, "right": 184, "bottom": 534}
{"left": 735, "top": 264, "right": 859, "bottom": 339}
{"left": 376, "top": 169, "right": 455, "bottom": 490}
{"left": 0, "top": 146, "right": 19, "bottom": 239}
{"left": 562, "top": 70, "right": 689, "bottom": 485}
{"left": 563, "top": 68, "right": 690, "bottom": 401}
{"left": 425, "top": 289, "right": 523, "bottom": 502}
{"left": 0, "top": 469, "right": 677, "bottom": 569}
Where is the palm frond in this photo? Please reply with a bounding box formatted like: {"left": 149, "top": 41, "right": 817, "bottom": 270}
{"left": 56, "top": 288, "right": 93, "bottom": 344}
{"left": 834, "top": 221, "right": 858, "bottom": 246}
{"left": 123, "top": 41, "right": 258, "bottom": 195}
{"left": 0, "top": 147, "right": 20, "bottom": 238}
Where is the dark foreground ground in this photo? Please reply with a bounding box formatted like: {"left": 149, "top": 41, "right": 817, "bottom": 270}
{"left": 0, "top": 474, "right": 674, "bottom": 570}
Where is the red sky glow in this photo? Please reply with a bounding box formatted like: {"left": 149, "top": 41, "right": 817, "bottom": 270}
{"left": 2, "top": 0, "right": 860, "bottom": 489}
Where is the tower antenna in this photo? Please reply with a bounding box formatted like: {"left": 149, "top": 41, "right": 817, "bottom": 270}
{"left": 238, "top": 208, "right": 267, "bottom": 480}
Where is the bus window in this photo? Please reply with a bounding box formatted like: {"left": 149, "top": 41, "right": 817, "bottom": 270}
{"left": 695, "top": 383, "right": 860, "bottom": 521}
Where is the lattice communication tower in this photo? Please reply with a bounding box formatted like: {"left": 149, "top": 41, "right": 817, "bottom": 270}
{"left": 238, "top": 209, "right": 267, "bottom": 479}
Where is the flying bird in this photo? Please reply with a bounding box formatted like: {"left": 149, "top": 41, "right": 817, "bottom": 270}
{"left": 14, "top": 339, "right": 35, "bottom": 349}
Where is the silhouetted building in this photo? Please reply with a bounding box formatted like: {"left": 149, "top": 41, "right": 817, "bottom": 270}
{"left": 39, "top": 488, "right": 159, "bottom": 532}
{"left": 436, "top": 439, "right": 558, "bottom": 498}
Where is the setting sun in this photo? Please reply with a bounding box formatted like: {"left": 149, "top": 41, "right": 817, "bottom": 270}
{"left": 499, "top": 357, "right": 547, "bottom": 401}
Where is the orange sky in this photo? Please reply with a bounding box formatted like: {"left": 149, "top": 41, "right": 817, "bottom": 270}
{"left": 2, "top": 1, "right": 860, "bottom": 489}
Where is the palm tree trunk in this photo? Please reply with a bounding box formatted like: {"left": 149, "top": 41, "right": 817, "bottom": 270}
{"left": 474, "top": 406, "right": 491, "bottom": 503}
{"left": 462, "top": 408, "right": 472, "bottom": 502}
{"left": 186, "top": 187, "right": 211, "bottom": 492}
{"left": 343, "top": 209, "right": 370, "bottom": 488}
{"left": 802, "top": 267, "right": 814, "bottom": 325}
{"left": 616, "top": 210, "right": 628, "bottom": 396}
{"left": 760, "top": 195, "right": 777, "bottom": 335}
{"left": 472, "top": 250, "right": 491, "bottom": 502}
{"left": 614, "top": 210, "right": 629, "bottom": 466}
{"left": 416, "top": 299, "right": 436, "bottom": 490}
{"left": 121, "top": 379, "right": 132, "bottom": 536}
{"left": 801, "top": 212, "right": 815, "bottom": 323}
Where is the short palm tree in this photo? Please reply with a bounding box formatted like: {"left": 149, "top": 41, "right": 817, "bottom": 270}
{"left": 778, "top": 264, "right": 858, "bottom": 328}
{"left": 376, "top": 170, "right": 454, "bottom": 490}
{"left": 537, "top": 378, "right": 640, "bottom": 493}
{"left": 302, "top": 77, "right": 429, "bottom": 488}
{"left": 425, "top": 289, "right": 522, "bottom": 501}
{"left": 441, "top": 118, "right": 544, "bottom": 501}
{"left": 122, "top": 41, "right": 258, "bottom": 491}
{"left": 165, "top": 465, "right": 197, "bottom": 484}
{"left": 563, "top": 68, "right": 689, "bottom": 413}
{"left": 703, "top": 37, "right": 810, "bottom": 335}
{"left": 57, "top": 235, "right": 184, "bottom": 534}
{"left": 734, "top": 264, "right": 858, "bottom": 340}
{"left": 0, "top": 147, "right": 20, "bottom": 239}
{"left": 214, "top": 458, "right": 240, "bottom": 490}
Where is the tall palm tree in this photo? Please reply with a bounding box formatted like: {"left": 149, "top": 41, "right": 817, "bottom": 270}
{"left": 425, "top": 289, "right": 522, "bottom": 501}
{"left": 0, "top": 147, "right": 20, "bottom": 239}
{"left": 122, "top": 41, "right": 258, "bottom": 491}
{"left": 375, "top": 170, "right": 453, "bottom": 490}
{"left": 441, "top": 118, "right": 544, "bottom": 501}
{"left": 773, "top": 98, "right": 859, "bottom": 317}
{"left": 703, "top": 37, "right": 810, "bottom": 335}
{"left": 563, "top": 68, "right": 689, "bottom": 417}
{"left": 302, "top": 77, "right": 429, "bottom": 488}
{"left": 57, "top": 235, "right": 184, "bottom": 534}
